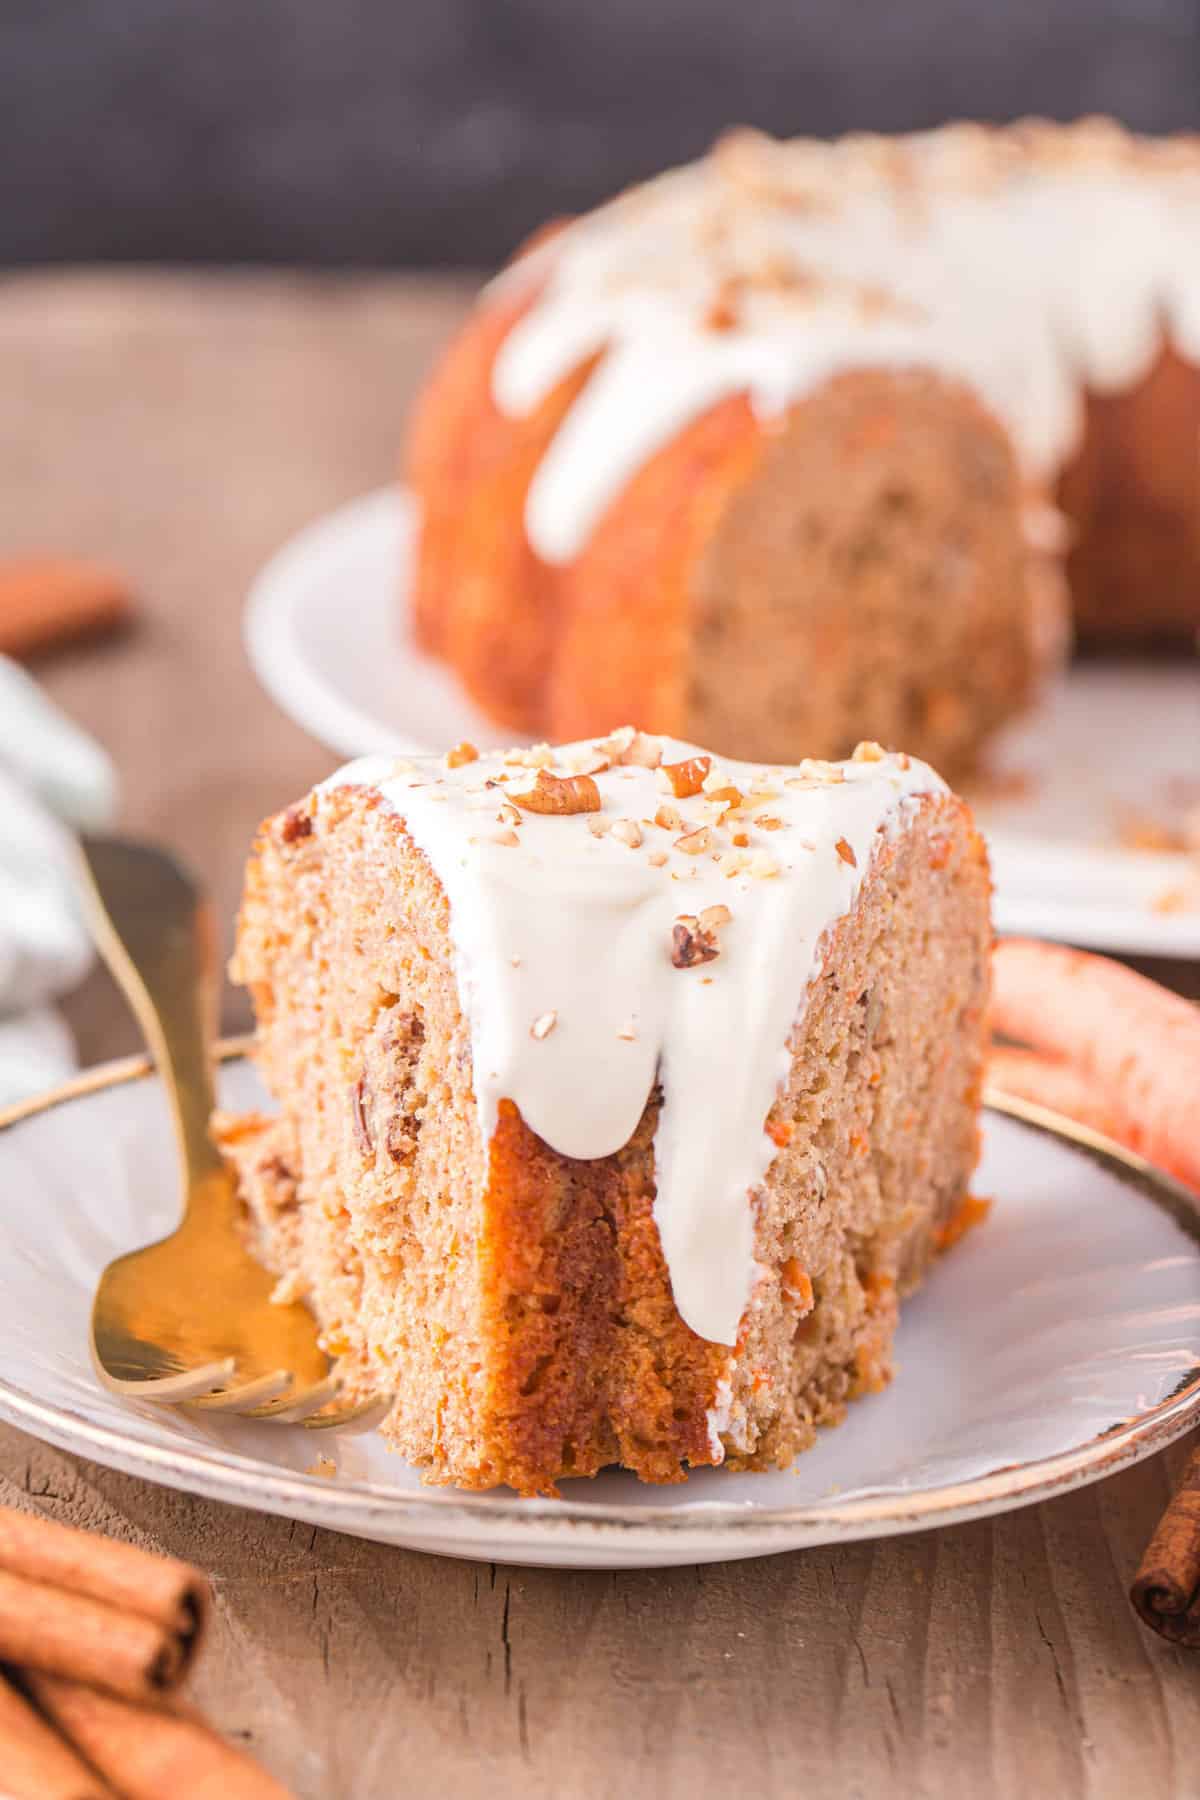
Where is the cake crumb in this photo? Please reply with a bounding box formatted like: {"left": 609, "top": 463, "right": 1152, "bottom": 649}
{"left": 445, "top": 741, "right": 479, "bottom": 768}
{"left": 306, "top": 1455, "right": 337, "bottom": 1479}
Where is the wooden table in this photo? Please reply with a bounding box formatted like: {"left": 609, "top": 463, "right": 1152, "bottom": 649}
{"left": 1, "top": 272, "right": 1198, "bottom": 1799}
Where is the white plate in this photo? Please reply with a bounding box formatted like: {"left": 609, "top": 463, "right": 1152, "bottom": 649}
{"left": 246, "top": 490, "right": 1200, "bottom": 957}
{"left": 3, "top": 1050, "right": 1199, "bottom": 1569}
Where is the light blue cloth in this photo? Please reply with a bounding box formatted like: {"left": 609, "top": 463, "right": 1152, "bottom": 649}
{"left": 0, "top": 658, "right": 117, "bottom": 1106}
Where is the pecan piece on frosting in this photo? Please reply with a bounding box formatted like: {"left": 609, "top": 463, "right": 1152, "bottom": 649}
{"left": 658, "top": 755, "right": 712, "bottom": 799}
{"left": 280, "top": 806, "right": 312, "bottom": 844}
{"left": 597, "top": 725, "right": 662, "bottom": 768}
{"left": 671, "top": 914, "right": 722, "bottom": 969}
{"left": 510, "top": 768, "right": 601, "bottom": 815}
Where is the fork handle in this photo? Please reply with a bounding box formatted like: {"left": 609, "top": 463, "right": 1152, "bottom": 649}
{"left": 77, "top": 836, "right": 225, "bottom": 1185}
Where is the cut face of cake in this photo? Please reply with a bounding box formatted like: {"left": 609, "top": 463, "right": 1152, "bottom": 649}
{"left": 218, "top": 729, "right": 991, "bottom": 1494}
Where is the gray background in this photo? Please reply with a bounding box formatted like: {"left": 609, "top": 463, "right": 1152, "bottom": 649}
{"left": 3, "top": 0, "right": 1200, "bottom": 268}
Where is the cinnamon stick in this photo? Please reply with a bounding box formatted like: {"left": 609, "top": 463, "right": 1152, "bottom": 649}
{"left": 0, "top": 1671, "right": 113, "bottom": 1799}
{"left": 0, "top": 1507, "right": 208, "bottom": 1651}
{"left": 0, "top": 1508, "right": 208, "bottom": 1701}
{"left": 27, "top": 1674, "right": 294, "bottom": 1800}
{"left": 0, "top": 1566, "right": 191, "bottom": 1703}
{"left": 1131, "top": 1442, "right": 1200, "bottom": 1645}
{"left": 0, "top": 559, "right": 134, "bottom": 658}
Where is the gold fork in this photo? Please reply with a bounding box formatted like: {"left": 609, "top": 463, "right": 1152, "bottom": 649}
{"left": 79, "top": 835, "right": 382, "bottom": 1428}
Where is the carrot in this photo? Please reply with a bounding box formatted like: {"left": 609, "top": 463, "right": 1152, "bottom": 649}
{"left": 991, "top": 939, "right": 1200, "bottom": 1193}
{"left": 987, "top": 1046, "right": 1123, "bottom": 1139}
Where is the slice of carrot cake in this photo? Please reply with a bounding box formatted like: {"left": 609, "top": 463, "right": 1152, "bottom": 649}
{"left": 216, "top": 728, "right": 990, "bottom": 1494}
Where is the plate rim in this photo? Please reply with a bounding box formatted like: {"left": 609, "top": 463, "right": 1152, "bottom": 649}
{"left": 243, "top": 486, "right": 1200, "bottom": 959}
{"left": 3, "top": 1044, "right": 1200, "bottom": 1548}
{"left": 244, "top": 487, "right": 428, "bottom": 762}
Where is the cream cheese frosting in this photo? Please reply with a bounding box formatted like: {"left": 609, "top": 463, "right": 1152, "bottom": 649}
{"left": 489, "top": 121, "right": 1200, "bottom": 565}
{"left": 323, "top": 731, "right": 946, "bottom": 1347}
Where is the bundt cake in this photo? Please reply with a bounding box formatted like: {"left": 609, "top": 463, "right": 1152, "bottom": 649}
{"left": 217, "top": 727, "right": 991, "bottom": 1494}
{"left": 406, "top": 119, "right": 1200, "bottom": 772}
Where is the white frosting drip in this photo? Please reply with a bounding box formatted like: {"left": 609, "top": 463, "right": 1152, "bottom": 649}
{"left": 321, "top": 735, "right": 945, "bottom": 1346}
{"left": 489, "top": 123, "right": 1200, "bottom": 564}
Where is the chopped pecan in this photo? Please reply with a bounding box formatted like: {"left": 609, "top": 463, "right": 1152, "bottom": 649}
{"left": 511, "top": 768, "right": 601, "bottom": 815}
{"left": 658, "top": 755, "right": 711, "bottom": 799}
{"left": 620, "top": 731, "right": 664, "bottom": 768}
{"left": 281, "top": 806, "right": 312, "bottom": 844}
{"left": 503, "top": 743, "right": 555, "bottom": 768}
{"left": 835, "top": 837, "right": 857, "bottom": 868}
{"left": 698, "top": 903, "right": 732, "bottom": 933}
{"left": 671, "top": 915, "right": 721, "bottom": 968}
{"left": 598, "top": 725, "right": 663, "bottom": 768}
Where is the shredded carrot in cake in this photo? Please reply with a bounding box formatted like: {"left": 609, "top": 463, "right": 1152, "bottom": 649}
{"left": 933, "top": 1193, "right": 993, "bottom": 1253}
